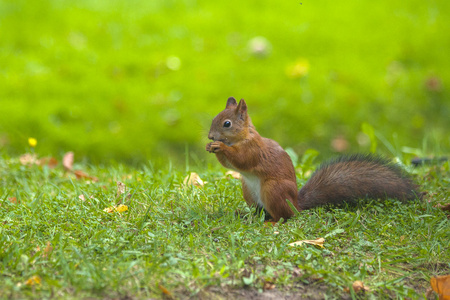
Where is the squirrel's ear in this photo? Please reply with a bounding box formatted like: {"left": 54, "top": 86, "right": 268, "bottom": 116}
{"left": 236, "top": 99, "right": 248, "bottom": 120}
{"left": 226, "top": 97, "right": 238, "bottom": 109}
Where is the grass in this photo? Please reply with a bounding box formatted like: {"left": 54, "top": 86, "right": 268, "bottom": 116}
{"left": 1, "top": 151, "right": 449, "bottom": 299}
{"left": 1, "top": 0, "right": 449, "bottom": 162}
{"left": 1, "top": 0, "right": 449, "bottom": 298}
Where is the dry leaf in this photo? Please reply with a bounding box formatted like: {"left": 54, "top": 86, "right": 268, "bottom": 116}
{"left": 158, "top": 284, "right": 172, "bottom": 297}
{"left": 25, "top": 275, "right": 41, "bottom": 286}
{"left": 79, "top": 195, "right": 86, "bottom": 201}
{"left": 8, "top": 197, "right": 18, "bottom": 204}
{"left": 43, "top": 241, "right": 52, "bottom": 258}
{"left": 20, "top": 153, "right": 38, "bottom": 165}
{"left": 436, "top": 203, "right": 450, "bottom": 212}
{"left": 63, "top": 152, "right": 74, "bottom": 171}
{"left": 225, "top": 170, "right": 241, "bottom": 179}
{"left": 292, "top": 268, "right": 302, "bottom": 278}
{"left": 116, "top": 181, "right": 126, "bottom": 197}
{"left": 288, "top": 238, "right": 325, "bottom": 248}
{"left": 183, "top": 172, "right": 204, "bottom": 187}
{"left": 47, "top": 157, "right": 58, "bottom": 168}
{"left": 74, "top": 170, "right": 98, "bottom": 182}
{"left": 37, "top": 157, "right": 58, "bottom": 169}
{"left": 74, "top": 170, "right": 88, "bottom": 179}
{"left": 263, "top": 281, "right": 276, "bottom": 291}
{"left": 352, "top": 280, "right": 370, "bottom": 293}
{"left": 431, "top": 275, "right": 450, "bottom": 300}
{"left": 19, "top": 154, "right": 58, "bottom": 168}
{"left": 103, "top": 206, "right": 114, "bottom": 213}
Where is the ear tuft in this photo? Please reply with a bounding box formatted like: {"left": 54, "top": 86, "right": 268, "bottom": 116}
{"left": 236, "top": 99, "right": 248, "bottom": 120}
{"left": 226, "top": 97, "right": 238, "bottom": 109}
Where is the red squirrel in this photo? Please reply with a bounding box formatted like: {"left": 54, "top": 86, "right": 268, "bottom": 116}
{"left": 206, "top": 97, "right": 421, "bottom": 222}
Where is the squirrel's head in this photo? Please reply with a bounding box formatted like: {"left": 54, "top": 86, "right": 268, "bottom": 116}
{"left": 208, "top": 97, "right": 252, "bottom": 146}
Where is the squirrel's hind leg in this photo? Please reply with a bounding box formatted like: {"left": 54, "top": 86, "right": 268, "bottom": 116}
{"left": 261, "top": 179, "right": 298, "bottom": 222}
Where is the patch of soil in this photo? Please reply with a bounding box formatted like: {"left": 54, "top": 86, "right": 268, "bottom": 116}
{"left": 196, "top": 283, "right": 343, "bottom": 300}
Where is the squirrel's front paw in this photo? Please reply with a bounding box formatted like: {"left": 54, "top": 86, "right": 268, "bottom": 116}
{"left": 205, "top": 142, "right": 213, "bottom": 152}
{"left": 206, "top": 141, "right": 223, "bottom": 153}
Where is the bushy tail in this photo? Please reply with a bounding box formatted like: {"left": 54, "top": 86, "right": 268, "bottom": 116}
{"left": 298, "top": 154, "right": 421, "bottom": 210}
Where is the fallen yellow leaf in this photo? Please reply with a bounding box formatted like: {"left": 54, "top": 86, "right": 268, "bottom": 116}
{"left": 103, "top": 204, "right": 128, "bottom": 213}
{"left": 116, "top": 204, "right": 128, "bottom": 213}
{"left": 25, "top": 275, "right": 41, "bottom": 286}
{"left": 183, "top": 172, "right": 204, "bottom": 187}
{"left": 288, "top": 238, "right": 325, "bottom": 248}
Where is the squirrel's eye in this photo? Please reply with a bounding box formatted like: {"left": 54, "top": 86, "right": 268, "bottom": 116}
{"left": 223, "top": 121, "right": 231, "bottom": 128}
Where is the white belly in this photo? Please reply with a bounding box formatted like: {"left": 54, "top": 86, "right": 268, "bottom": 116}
{"left": 241, "top": 173, "right": 264, "bottom": 207}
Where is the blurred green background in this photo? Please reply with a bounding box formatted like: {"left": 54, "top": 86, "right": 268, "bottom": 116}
{"left": 1, "top": 0, "right": 449, "bottom": 164}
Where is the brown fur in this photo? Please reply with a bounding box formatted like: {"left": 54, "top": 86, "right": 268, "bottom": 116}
{"left": 298, "top": 155, "right": 421, "bottom": 210}
{"left": 206, "top": 98, "right": 421, "bottom": 221}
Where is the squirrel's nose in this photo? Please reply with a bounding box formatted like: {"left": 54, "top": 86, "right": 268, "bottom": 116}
{"left": 208, "top": 133, "right": 215, "bottom": 141}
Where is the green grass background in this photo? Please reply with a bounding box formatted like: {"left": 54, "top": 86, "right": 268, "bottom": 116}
{"left": 1, "top": 0, "right": 449, "bottom": 163}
